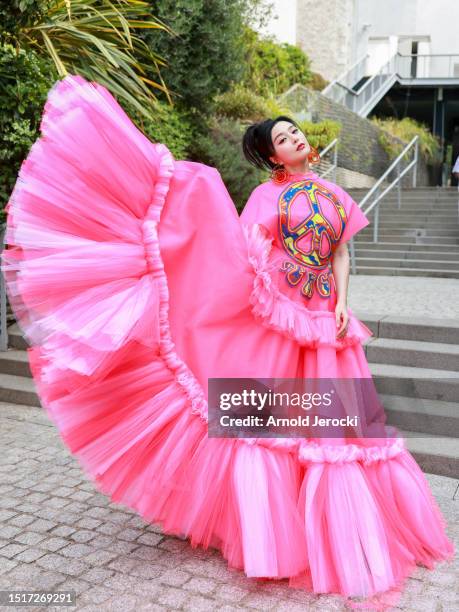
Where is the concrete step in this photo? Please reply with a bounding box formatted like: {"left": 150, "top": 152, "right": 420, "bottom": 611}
{"left": 369, "top": 362, "right": 459, "bottom": 402}
{"left": 355, "top": 234, "right": 459, "bottom": 245}
{"left": 355, "top": 249, "right": 459, "bottom": 261}
{"left": 358, "top": 313, "right": 459, "bottom": 345}
{"left": 373, "top": 208, "right": 458, "bottom": 215}
{"left": 355, "top": 257, "right": 459, "bottom": 271}
{"left": 0, "top": 348, "right": 32, "bottom": 377}
{"left": 355, "top": 241, "right": 459, "bottom": 252}
{"left": 365, "top": 337, "right": 459, "bottom": 371}
{"left": 6, "top": 323, "right": 28, "bottom": 350}
{"left": 354, "top": 265, "right": 459, "bottom": 278}
{"left": 377, "top": 211, "right": 458, "bottom": 218}
{"left": 0, "top": 373, "right": 40, "bottom": 407}
{"left": 360, "top": 222, "right": 459, "bottom": 231}
{"left": 381, "top": 394, "right": 457, "bottom": 437}
{"left": 398, "top": 429, "right": 458, "bottom": 479}
{"left": 358, "top": 228, "right": 459, "bottom": 238}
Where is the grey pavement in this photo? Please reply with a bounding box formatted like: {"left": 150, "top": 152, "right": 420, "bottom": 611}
{"left": 349, "top": 275, "right": 459, "bottom": 320}
{"left": 0, "top": 401, "right": 457, "bottom": 612}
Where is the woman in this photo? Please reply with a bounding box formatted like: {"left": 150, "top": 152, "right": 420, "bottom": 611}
{"left": 1, "top": 75, "right": 454, "bottom": 611}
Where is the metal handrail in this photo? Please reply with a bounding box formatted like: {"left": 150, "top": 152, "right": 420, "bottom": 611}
{"left": 348, "top": 135, "right": 419, "bottom": 274}
{"left": 323, "top": 52, "right": 459, "bottom": 116}
{"left": 0, "top": 223, "right": 8, "bottom": 351}
{"left": 322, "top": 54, "right": 369, "bottom": 95}
{"left": 317, "top": 138, "right": 338, "bottom": 182}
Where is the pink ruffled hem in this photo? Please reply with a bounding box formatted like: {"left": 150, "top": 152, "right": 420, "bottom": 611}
{"left": 241, "top": 222, "right": 374, "bottom": 349}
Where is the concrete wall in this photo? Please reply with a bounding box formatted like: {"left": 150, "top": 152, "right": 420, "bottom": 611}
{"left": 280, "top": 85, "right": 430, "bottom": 189}
{"left": 296, "top": 0, "right": 354, "bottom": 82}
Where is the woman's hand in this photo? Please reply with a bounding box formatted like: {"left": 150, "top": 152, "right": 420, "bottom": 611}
{"left": 335, "top": 301, "right": 349, "bottom": 339}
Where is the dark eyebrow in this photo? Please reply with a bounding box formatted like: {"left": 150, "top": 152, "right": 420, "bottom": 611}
{"left": 274, "top": 125, "right": 297, "bottom": 143}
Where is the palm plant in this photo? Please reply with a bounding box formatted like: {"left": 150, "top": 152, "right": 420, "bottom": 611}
{"left": 2, "top": 0, "right": 177, "bottom": 119}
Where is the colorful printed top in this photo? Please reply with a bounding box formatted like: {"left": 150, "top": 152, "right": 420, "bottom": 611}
{"left": 239, "top": 170, "right": 370, "bottom": 312}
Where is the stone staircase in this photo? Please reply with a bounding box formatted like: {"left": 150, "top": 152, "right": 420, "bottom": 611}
{"left": 360, "top": 312, "right": 459, "bottom": 478}
{"left": 348, "top": 186, "right": 459, "bottom": 278}
{"left": 1, "top": 315, "right": 458, "bottom": 478}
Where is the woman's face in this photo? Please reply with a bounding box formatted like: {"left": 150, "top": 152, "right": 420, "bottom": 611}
{"left": 269, "top": 121, "right": 310, "bottom": 167}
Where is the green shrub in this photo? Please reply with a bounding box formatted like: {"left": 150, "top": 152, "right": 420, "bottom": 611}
{"left": 297, "top": 118, "right": 341, "bottom": 150}
{"left": 371, "top": 116, "right": 442, "bottom": 163}
{"left": 0, "top": 44, "right": 57, "bottom": 219}
{"left": 190, "top": 115, "right": 266, "bottom": 212}
{"left": 241, "top": 27, "right": 313, "bottom": 97}
{"left": 212, "top": 83, "right": 293, "bottom": 122}
{"left": 121, "top": 99, "right": 195, "bottom": 160}
{"left": 308, "top": 71, "right": 329, "bottom": 91}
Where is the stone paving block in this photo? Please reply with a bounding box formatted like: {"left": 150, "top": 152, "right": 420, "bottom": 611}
{"left": 27, "top": 518, "right": 58, "bottom": 533}
{"left": 158, "top": 568, "right": 191, "bottom": 587}
{"left": 75, "top": 517, "right": 102, "bottom": 530}
{"left": 14, "top": 547, "right": 48, "bottom": 562}
{"left": 182, "top": 577, "right": 216, "bottom": 595}
{"left": 79, "top": 567, "right": 115, "bottom": 584}
{"left": 35, "top": 553, "right": 87, "bottom": 577}
{"left": 156, "top": 585, "right": 189, "bottom": 608}
{"left": 49, "top": 525, "right": 76, "bottom": 538}
{"left": 0, "top": 543, "right": 28, "bottom": 559}
{"left": 8, "top": 514, "right": 36, "bottom": 528}
{"left": 69, "top": 529, "right": 96, "bottom": 544}
{"left": 182, "top": 595, "right": 217, "bottom": 611}
{"left": 0, "top": 510, "right": 17, "bottom": 521}
{"left": 137, "top": 533, "right": 163, "bottom": 547}
{"left": 95, "top": 522, "right": 122, "bottom": 536}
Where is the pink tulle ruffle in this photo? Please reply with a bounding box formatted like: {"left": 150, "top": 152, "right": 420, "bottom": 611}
{"left": 242, "top": 222, "right": 374, "bottom": 349}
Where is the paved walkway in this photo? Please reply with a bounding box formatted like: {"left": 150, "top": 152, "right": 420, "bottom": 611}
{"left": 0, "top": 401, "right": 457, "bottom": 612}
{"left": 349, "top": 275, "right": 459, "bottom": 320}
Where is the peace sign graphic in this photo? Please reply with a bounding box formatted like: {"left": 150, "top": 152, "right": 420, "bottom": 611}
{"left": 277, "top": 180, "right": 347, "bottom": 299}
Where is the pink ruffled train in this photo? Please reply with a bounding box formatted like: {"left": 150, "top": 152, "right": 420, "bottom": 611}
{"left": 1, "top": 74, "right": 454, "bottom": 610}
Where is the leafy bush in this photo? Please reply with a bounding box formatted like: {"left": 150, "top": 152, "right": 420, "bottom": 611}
{"left": 212, "top": 83, "right": 293, "bottom": 122}
{"left": 121, "top": 99, "right": 195, "bottom": 161}
{"left": 308, "top": 71, "right": 329, "bottom": 91}
{"left": 0, "top": 0, "right": 46, "bottom": 40}
{"left": 241, "top": 27, "right": 313, "bottom": 97}
{"left": 143, "top": 0, "right": 247, "bottom": 112}
{"left": 190, "top": 115, "right": 266, "bottom": 212}
{"left": 371, "top": 116, "right": 442, "bottom": 163}
{"left": 296, "top": 119, "right": 341, "bottom": 150}
{"left": 0, "top": 44, "right": 57, "bottom": 219}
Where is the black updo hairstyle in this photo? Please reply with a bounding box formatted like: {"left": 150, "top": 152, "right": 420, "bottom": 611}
{"left": 242, "top": 115, "right": 301, "bottom": 172}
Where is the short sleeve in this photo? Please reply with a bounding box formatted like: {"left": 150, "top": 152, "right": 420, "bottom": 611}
{"left": 338, "top": 189, "right": 370, "bottom": 244}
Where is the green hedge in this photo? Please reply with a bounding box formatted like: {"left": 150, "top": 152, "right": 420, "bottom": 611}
{"left": 190, "top": 115, "right": 266, "bottom": 212}
{"left": 0, "top": 44, "right": 57, "bottom": 219}
{"left": 371, "top": 116, "right": 442, "bottom": 163}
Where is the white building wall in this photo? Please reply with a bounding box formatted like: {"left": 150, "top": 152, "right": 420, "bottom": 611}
{"left": 296, "top": 0, "right": 459, "bottom": 81}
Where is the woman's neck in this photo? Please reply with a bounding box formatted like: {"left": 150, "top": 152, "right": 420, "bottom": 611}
{"left": 283, "top": 162, "right": 312, "bottom": 175}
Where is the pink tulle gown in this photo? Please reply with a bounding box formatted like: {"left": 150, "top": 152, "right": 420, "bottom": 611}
{"left": 1, "top": 75, "right": 454, "bottom": 611}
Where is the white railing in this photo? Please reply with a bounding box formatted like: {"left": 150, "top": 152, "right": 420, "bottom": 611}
{"left": 396, "top": 53, "right": 459, "bottom": 79}
{"left": 322, "top": 54, "right": 369, "bottom": 101}
{"left": 348, "top": 135, "right": 420, "bottom": 274}
{"left": 317, "top": 138, "right": 339, "bottom": 182}
{"left": 322, "top": 53, "right": 459, "bottom": 116}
